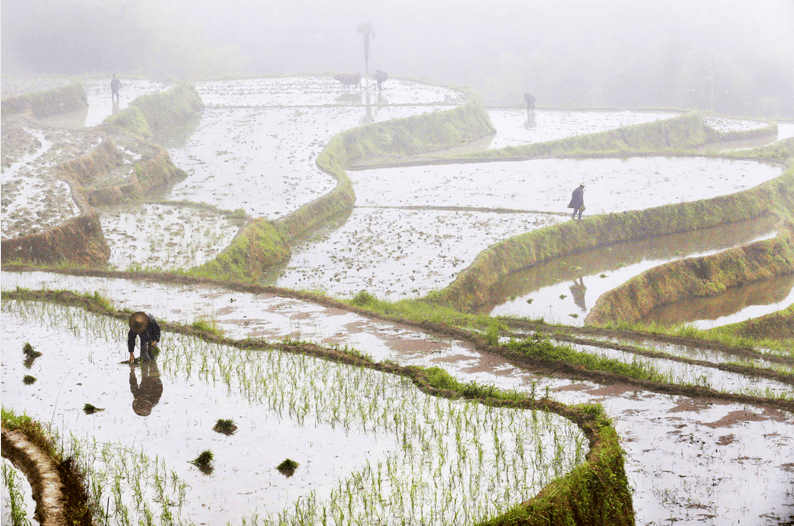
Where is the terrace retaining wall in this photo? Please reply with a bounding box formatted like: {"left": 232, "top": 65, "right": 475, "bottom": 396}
{"left": 587, "top": 214, "right": 794, "bottom": 326}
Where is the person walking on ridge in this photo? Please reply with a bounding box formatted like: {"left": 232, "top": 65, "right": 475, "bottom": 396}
{"left": 128, "top": 311, "right": 160, "bottom": 364}
{"left": 568, "top": 183, "right": 586, "bottom": 220}
{"left": 111, "top": 74, "right": 122, "bottom": 103}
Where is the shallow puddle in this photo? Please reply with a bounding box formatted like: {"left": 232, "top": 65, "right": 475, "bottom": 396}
{"left": 98, "top": 203, "right": 244, "bottom": 271}
{"left": 481, "top": 215, "right": 779, "bottom": 325}
{"left": 1, "top": 300, "right": 585, "bottom": 525}
{"left": 487, "top": 109, "right": 679, "bottom": 150}
{"left": 640, "top": 273, "right": 794, "bottom": 329}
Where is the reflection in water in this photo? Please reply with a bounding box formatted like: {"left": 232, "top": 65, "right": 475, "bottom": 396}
{"left": 112, "top": 99, "right": 120, "bottom": 115}
{"left": 569, "top": 277, "right": 587, "bottom": 312}
{"left": 362, "top": 88, "right": 374, "bottom": 125}
{"left": 640, "top": 273, "right": 794, "bottom": 329}
{"left": 481, "top": 215, "right": 779, "bottom": 325}
{"left": 525, "top": 113, "right": 536, "bottom": 129}
{"left": 130, "top": 359, "right": 163, "bottom": 417}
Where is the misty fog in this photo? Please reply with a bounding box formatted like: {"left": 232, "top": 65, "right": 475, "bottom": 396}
{"left": 3, "top": 0, "right": 793, "bottom": 115}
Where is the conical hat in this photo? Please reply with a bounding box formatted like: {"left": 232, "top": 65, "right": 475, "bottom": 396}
{"left": 129, "top": 312, "right": 149, "bottom": 334}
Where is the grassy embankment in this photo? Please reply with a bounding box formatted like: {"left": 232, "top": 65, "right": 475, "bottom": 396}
{"left": 1, "top": 288, "right": 634, "bottom": 526}
{"left": 1, "top": 81, "right": 88, "bottom": 118}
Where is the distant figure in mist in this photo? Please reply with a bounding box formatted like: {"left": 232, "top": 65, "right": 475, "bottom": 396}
{"left": 334, "top": 73, "right": 362, "bottom": 89}
{"left": 374, "top": 70, "right": 388, "bottom": 90}
{"left": 128, "top": 311, "right": 160, "bottom": 364}
{"left": 111, "top": 74, "right": 122, "bottom": 102}
{"left": 568, "top": 183, "right": 585, "bottom": 220}
{"left": 569, "top": 277, "right": 587, "bottom": 312}
{"left": 524, "top": 92, "right": 536, "bottom": 115}
{"left": 130, "top": 359, "right": 163, "bottom": 417}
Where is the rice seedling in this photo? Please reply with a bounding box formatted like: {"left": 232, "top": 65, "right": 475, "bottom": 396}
{"left": 2, "top": 460, "right": 33, "bottom": 526}
{"left": 4, "top": 299, "right": 590, "bottom": 525}
{"left": 213, "top": 418, "right": 238, "bottom": 435}
{"left": 191, "top": 450, "right": 214, "bottom": 475}
{"left": 83, "top": 403, "right": 105, "bottom": 415}
{"left": 276, "top": 458, "right": 299, "bottom": 477}
{"left": 23, "top": 375, "right": 37, "bottom": 385}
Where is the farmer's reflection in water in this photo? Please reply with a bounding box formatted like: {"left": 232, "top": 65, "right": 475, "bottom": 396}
{"left": 569, "top": 277, "right": 587, "bottom": 312}
{"left": 129, "top": 359, "right": 163, "bottom": 417}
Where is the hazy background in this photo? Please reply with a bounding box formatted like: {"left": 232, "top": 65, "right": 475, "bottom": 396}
{"left": 3, "top": 0, "right": 793, "bottom": 116}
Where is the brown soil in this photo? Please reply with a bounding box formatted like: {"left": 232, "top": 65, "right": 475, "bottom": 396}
{"left": 2, "top": 428, "right": 68, "bottom": 526}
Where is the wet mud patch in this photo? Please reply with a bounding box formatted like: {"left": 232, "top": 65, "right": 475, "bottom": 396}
{"left": 273, "top": 208, "right": 563, "bottom": 300}
{"left": 99, "top": 202, "right": 244, "bottom": 270}
{"left": 702, "top": 409, "right": 767, "bottom": 428}
{"left": 2, "top": 119, "right": 103, "bottom": 239}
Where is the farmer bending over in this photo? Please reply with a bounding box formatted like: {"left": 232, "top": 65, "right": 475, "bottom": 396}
{"left": 128, "top": 311, "right": 160, "bottom": 364}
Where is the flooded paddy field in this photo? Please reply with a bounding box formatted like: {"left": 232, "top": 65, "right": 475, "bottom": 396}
{"left": 3, "top": 271, "right": 792, "bottom": 525}
{"left": 486, "top": 109, "right": 679, "bottom": 150}
{"left": 1, "top": 122, "right": 101, "bottom": 238}
{"left": 483, "top": 215, "right": 780, "bottom": 325}
{"left": 2, "top": 300, "right": 586, "bottom": 525}
{"left": 352, "top": 156, "right": 782, "bottom": 214}
{"left": 640, "top": 272, "right": 794, "bottom": 330}
{"left": 273, "top": 208, "right": 563, "bottom": 300}
{"left": 2, "top": 457, "right": 37, "bottom": 525}
{"left": 282, "top": 156, "right": 781, "bottom": 301}
{"left": 98, "top": 203, "right": 245, "bottom": 271}
{"left": 159, "top": 77, "right": 465, "bottom": 220}
{"left": 3, "top": 73, "right": 794, "bottom": 525}
{"left": 194, "top": 76, "right": 467, "bottom": 107}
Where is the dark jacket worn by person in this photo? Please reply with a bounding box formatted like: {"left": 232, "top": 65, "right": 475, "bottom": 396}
{"left": 128, "top": 313, "right": 161, "bottom": 354}
{"left": 569, "top": 186, "right": 584, "bottom": 209}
